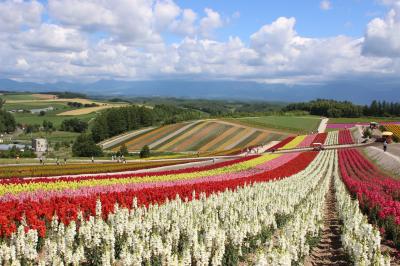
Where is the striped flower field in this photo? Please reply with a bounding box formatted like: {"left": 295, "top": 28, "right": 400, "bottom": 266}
{"left": 107, "top": 120, "right": 289, "bottom": 153}
{"left": 0, "top": 146, "right": 393, "bottom": 265}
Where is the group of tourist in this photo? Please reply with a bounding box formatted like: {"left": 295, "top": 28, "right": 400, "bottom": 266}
{"left": 111, "top": 155, "right": 127, "bottom": 163}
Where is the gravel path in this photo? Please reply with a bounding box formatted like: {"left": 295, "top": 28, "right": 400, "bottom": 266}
{"left": 363, "top": 146, "right": 400, "bottom": 176}
{"left": 99, "top": 127, "right": 155, "bottom": 149}
{"left": 317, "top": 118, "right": 329, "bottom": 133}
{"left": 304, "top": 176, "right": 350, "bottom": 266}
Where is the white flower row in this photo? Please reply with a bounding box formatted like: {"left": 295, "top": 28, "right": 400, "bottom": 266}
{"left": 256, "top": 150, "right": 334, "bottom": 265}
{"left": 333, "top": 159, "right": 391, "bottom": 266}
{"left": 0, "top": 151, "right": 335, "bottom": 265}
{"left": 325, "top": 131, "right": 339, "bottom": 145}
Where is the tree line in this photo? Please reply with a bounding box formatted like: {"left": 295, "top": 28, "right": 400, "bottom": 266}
{"left": 284, "top": 99, "right": 400, "bottom": 118}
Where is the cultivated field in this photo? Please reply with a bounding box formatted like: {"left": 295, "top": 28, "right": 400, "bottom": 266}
{"left": 227, "top": 115, "right": 322, "bottom": 133}
{"left": 2, "top": 93, "right": 127, "bottom": 127}
{"left": 107, "top": 120, "right": 289, "bottom": 153}
{"left": 1, "top": 142, "right": 397, "bottom": 264}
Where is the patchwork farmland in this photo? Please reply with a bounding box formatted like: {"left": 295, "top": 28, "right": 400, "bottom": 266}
{"left": 105, "top": 120, "right": 289, "bottom": 153}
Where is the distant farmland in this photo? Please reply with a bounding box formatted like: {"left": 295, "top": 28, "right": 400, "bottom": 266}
{"left": 105, "top": 120, "right": 290, "bottom": 153}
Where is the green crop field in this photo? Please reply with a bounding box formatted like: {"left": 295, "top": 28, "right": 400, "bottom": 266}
{"left": 13, "top": 112, "right": 97, "bottom": 127}
{"left": 16, "top": 131, "right": 80, "bottom": 143}
{"left": 0, "top": 93, "right": 42, "bottom": 101}
{"left": 228, "top": 116, "right": 321, "bottom": 134}
{"left": 3, "top": 101, "right": 71, "bottom": 112}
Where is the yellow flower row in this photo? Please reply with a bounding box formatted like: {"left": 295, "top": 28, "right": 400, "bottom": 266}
{"left": 279, "top": 135, "right": 306, "bottom": 150}
{"left": 0, "top": 154, "right": 282, "bottom": 196}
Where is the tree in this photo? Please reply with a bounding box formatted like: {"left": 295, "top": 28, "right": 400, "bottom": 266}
{"left": 91, "top": 115, "right": 109, "bottom": 143}
{"left": 60, "top": 118, "right": 88, "bottom": 133}
{"left": 119, "top": 144, "right": 129, "bottom": 156}
{"left": 0, "top": 97, "right": 16, "bottom": 133}
{"left": 43, "top": 120, "right": 54, "bottom": 133}
{"left": 139, "top": 145, "right": 150, "bottom": 158}
{"left": 72, "top": 134, "right": 103, "bottom": 157}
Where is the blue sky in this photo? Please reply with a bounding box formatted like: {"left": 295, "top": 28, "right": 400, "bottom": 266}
{"left": 0, "top": 0, "right": 399, "bottom": 85}
{"left": 174, "top": 0, "right": 385, "bottom": 39}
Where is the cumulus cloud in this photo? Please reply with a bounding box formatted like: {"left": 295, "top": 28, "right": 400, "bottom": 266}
{"left": 0, "top": 0, "right": 43, "bottom": 32}
{"left": 362, "top": 6, "right": 400, "bottom": 57}
{"left": 320, "top": 0, "right": 332, "bottom": 10}
{"left": 0, "top": 0, "right": 399, "bottom": 85}
{"left": 154, "top": 0, "right": 181, "bottom": 30}
{"left": 49, "top": 0, "right": 159, "bottom": 43}
{"left": 15, "top": 24, "right": 87, "bottom": 52}
{"left": 199, "top": 8, "right": 223, "bottom": 37}
{"left": 170, "top": 9, "right": 198, "bottom": 36}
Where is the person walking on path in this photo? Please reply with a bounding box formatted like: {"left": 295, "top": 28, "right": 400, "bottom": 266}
{"left": 56, "top": 157, "right": 60, "bottom": 166}
{"left": 64, "top": 157, "right": 67, "bottom": 165}
{"left": 91, "top": 156, "right": 94, "bottom": 163}
{"left": 383, "top": 140, "right": 388, "bottom": 152}
{"left": 39, "top": 156, "right": 43, "bottom": 165}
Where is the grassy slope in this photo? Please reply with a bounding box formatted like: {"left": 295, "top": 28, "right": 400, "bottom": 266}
{"left": 1, "top": 94, "right": 41, "bottom": 101}
{"left": 228, "top": 116, "right": 321, "bottom": 134}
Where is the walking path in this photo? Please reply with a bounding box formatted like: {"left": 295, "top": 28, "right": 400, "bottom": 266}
{"left": 304, "top": 176, "right": 350, "bottom": 266}
{"left": 317, "top": 118, "right": 329, "bottom": 133}
{"left": 362, "top": 146, "right": 400, "bottom": 178}
{"left": 99, "top": 127, "right": 155, "bottom": 149}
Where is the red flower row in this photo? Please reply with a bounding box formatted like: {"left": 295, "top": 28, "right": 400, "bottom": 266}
{"left": 338, "top": 149, "right": 400, "bottom": 235}
{"left": 0, "top": 152, "right": 317, "bottom": 238}
{"left": 338, "top": 130, "right": 354, "bottom": 145}
{"left": 313, "top": 133, "right": 327, "bottom": 144}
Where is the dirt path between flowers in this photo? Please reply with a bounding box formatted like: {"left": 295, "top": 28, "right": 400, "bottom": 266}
{"left": 304, "top": 177, "right": 350, "bottom": 266}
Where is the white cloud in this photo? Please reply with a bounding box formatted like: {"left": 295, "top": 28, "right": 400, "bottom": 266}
{"left": 170, "top": 9, "right": 198, "bottom": 36}
{"left": 49, "top": 0, "right": 159, "bottom": 43}
{"left": 0, "top": 0, "right": 43, "bottom": 32}
{"left": 320, "top": 0, "right": 332, "bottom": 10}
{"left": 154, "top": 0, "right": 181, "bottom": 30}
{"left": 16, "top": 24, "right": 87, "bottom": 52}
{"left": 199, "top": 8, "right": 223, "bottom": 37}
{"left": 362, "top": 7, "right": 400, "bottom": 57}
{"left": 0, "top": 1, "right": 399, "bottom": 85}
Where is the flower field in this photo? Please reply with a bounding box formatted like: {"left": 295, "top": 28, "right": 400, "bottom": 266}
{"left": 384, "top": 124, "right": 400, "bottom": 139}
{"left": 0, "top": 159, "right": 201, "bottom": 179}
{"left": 0, "top": 145, "right": 394, "bottom": 265}
{"left": 324, "top": 130, "right": 354, "bottom": 145}
{"left": 327, "top": 121, "right": 400, "bottom": 129}
{"left": 266, "top": 132, "right": 328, "bottom": 151}
{"left": 339, "top": 148, "right": 400, "bottom": 249}
{"left": 106, "top": 120, "right": 288, "bottom": 153}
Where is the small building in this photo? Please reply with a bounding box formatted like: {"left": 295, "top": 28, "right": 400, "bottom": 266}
{"left": 0, "top": 144, "right": 29, "bottom": 151}
{"left": 32, "top": 138, "right": 48, "bottom": 152}
{"left": 30, "top": 106, "right": 54, "bottom": 114}
{"left": 370, "top": 122, "right": 379, "bottom": 129}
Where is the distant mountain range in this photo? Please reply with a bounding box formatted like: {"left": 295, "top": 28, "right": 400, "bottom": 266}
{"left": 0, "top": 78, "right": 398, "bottom": 104}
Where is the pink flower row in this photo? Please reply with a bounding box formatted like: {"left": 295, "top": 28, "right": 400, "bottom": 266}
{"left": 1, "top": 153, "right": 301, "bottom": 203}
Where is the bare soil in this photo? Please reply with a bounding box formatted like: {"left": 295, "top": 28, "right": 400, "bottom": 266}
{"left": 304, "top": 177, "right": 350, "bottom": 266}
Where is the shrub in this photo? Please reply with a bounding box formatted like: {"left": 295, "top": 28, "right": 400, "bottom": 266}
{"left": 139, "top": 145, "right": 150, "bottom": 158}
{"left": 72, "top": 134, "right": 103, "bottom": 157}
